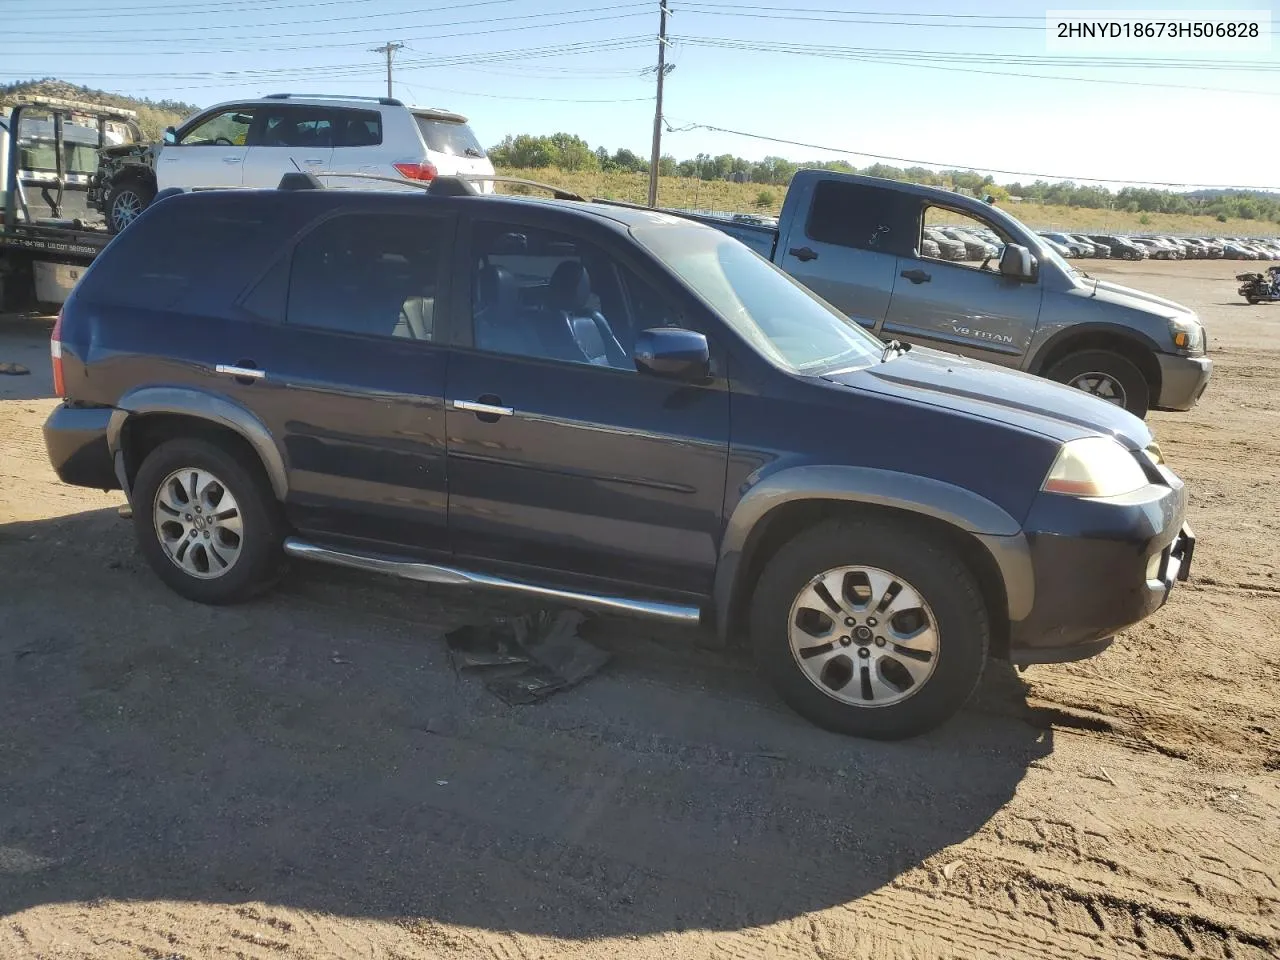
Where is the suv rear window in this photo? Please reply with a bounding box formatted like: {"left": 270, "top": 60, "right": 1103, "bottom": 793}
{"left": 414, "top": 116, "right": 485, "bottom": 158}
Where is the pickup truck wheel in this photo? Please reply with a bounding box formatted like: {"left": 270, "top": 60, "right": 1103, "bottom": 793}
{"left": 750, "top": 518, "right": 989, "bottom": 740}
{"left": 106, "top": 181, "right": 155, "bottom": 234}
{"left": 1047, "top": 349, "right": 1150, "bottom": 417}
{"left": 132, "top": 438, "right": 284, "bottom": 604}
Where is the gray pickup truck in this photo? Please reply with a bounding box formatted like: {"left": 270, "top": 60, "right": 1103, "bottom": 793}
{"left": 692, "top": 170, "right": 1211, "bottom": 417}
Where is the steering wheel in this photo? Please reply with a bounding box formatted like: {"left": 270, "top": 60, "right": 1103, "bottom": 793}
{"left": 214, "top": 136, "right": 235, "bottom": 146}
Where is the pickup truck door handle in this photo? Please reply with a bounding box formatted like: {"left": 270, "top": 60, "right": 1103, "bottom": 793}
{"left": 900, "top": 268, "right": 932, "bottom": 284}
{"left": 215, "top": 363, "right": 265, "bottom": 382}
{"left": 453, "top": 398, "right": 513, "bottom": 422}
{"left": 788, "top": 246, "right": 819, "bottom": 262}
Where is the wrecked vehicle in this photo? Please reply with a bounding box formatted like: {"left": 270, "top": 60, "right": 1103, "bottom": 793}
{"left": 88, "top": 138, "right": 160, "bottom": 234}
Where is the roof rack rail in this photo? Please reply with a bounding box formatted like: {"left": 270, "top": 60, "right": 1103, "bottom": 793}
{"left": 263, "top": 93, "right": 403, "bottom": 107}
{"left": 9, "top": 94, "right": 139, "bottom": 119}
{"left": 465, "top": 175, "right": 585, "bottom": 202}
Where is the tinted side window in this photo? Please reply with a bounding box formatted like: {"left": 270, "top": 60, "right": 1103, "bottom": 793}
{"left": 255, "top": 106, "right": 334, "bottom": 148}
{"left": 805, "top": 181, "right": 912, "bottom": 256}
{"left": 471, "top": 221, "right": 673, "bottom": 370}
{"left": 334, "top": 109, "right": 383, "bottom": 148}
{"left": 287, "top": 213, "right": 443, "bottom": 341}
{"left": 75, "top": 199, "right": 284, "bottom": 313}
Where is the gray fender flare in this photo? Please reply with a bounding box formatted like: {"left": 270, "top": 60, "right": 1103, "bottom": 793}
{"left": 106, "top": 386, "right": 288, "bottom": 501}
{"left": 712, "top": 464, "right": 1034, "bottom": 638}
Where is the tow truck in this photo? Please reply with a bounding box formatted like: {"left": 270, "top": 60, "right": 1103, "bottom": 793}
{"left": 1, "top": 95, "right": 143, "bottom": 310}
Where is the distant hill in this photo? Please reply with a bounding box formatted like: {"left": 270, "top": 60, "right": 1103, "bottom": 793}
{"left": 0, "top": 78, "right": 199, "bottom": 140}
{"left": 1185, "top": 187, "right": 1280, "bottom": 202}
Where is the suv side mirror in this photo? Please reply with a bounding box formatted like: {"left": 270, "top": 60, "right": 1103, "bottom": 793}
{"left": 162, "top": 126, "right": 177, "bottom": 145}
{"left": 999, "top": 243, "right": 1037, "bottom": 282}
{"left": 634, "top": 328, "right": 710, "bottom": 380}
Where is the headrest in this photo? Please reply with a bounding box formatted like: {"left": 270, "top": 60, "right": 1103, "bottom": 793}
{"left": 548, "top": 261, "right": 591, "bottom": 311}
{"left": 477, "top": 264, "right": 516, "bottom": 310}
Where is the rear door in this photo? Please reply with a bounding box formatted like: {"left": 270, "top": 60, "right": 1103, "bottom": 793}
{"left": 775, "top": 178, "right": 913, "bottom": 332}
{"left": 241, "top": 104, "right": 335, "bottom": 188}
{"left": 157, "top": 106, "right": 256, "bottom": 191}
{"left": 883, "top": 201, "right": 1044, "bottom": 363}
{"left": 242, "top": 207, "right": 456, "bottom": 552}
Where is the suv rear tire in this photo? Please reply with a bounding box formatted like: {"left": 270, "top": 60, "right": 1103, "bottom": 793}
{"left": 750, "top": 518, "right": 990, "bottom": 739}
{"left": 1047, "top": 348, "right": 1150, "bottom": 417}
{"left": 131, "top": 438, "right": 284, "bottom": 604}
{"left": 106, "top": 180, "right": 155, "bottom": 234}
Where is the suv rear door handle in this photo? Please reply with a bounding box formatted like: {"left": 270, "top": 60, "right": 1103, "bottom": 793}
{"left": 222, "top": 156, "right": 243, "bottom": 164}
{"left": 788, "top": 246, "right": 819, "bottom": 262}
{"left": 453, "top": 398, "right": 513, "bottom": 421}
{"left": 900, "top": 268, "right": 932, "bottom": 284}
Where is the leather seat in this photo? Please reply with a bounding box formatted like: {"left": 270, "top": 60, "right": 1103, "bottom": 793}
{"left": 474, "top": 264, "right": 542, "bottom": 355}
{"left": 541, "top": 261, "right": 630, "bottom": 368}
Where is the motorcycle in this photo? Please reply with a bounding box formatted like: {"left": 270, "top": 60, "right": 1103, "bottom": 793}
{"left": 1237, "top": 266, "right": 1280, "bottom": 304}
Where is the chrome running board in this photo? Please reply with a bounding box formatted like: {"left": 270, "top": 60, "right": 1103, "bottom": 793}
{"left": 282, "top": 537, "right": 703, "bottom": 624}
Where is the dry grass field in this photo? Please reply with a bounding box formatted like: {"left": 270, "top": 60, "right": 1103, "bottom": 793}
{"left": 497, "top": 166, "right": 1280, "bottom": 237}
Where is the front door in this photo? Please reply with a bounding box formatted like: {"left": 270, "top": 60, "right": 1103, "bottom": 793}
{"left": 242, "top": 207, "right": 456, "bottom": 552}
{"left": 157, "top": 106, "right": 256, "bottom": 191}
{"left": 776, "top": 177, "right": 916, "bottom": 331}
{"left": 884, "top": 202, "right": 1044, "bottom": 362}
{"left": 444, "top": 217, "right": 731, "bottom": 597}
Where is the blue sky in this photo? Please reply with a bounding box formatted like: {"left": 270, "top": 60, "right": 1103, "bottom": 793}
{"left": 3, "top": 0, "right": 1278, "bottom": 189}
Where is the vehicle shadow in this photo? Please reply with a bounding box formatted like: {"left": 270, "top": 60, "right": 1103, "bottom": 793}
{"left": 0, "top": 507, "right": 1050, "bottom": 936}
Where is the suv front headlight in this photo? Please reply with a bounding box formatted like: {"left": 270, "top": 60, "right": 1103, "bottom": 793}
{"left": 1042, "top": 436, "right": 1149, "bottom": 498}
{"left": 1169, "top": 316, "right": 1205, "bottom": 355}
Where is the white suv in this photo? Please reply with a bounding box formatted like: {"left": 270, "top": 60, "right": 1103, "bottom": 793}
{"left": 98, "top": 94, "right": 494, "bottom": 232}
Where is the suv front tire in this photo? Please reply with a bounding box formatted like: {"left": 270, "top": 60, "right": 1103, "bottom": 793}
{"left": 132, "top": 438, "right": 284, "bottom": 604}
{"left": 750, "top": 517, "right": 990, "bottom": 739}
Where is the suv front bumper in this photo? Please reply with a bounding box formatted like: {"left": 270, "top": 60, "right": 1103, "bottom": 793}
{"left": 1008, "top": 478, "right": 1192, "bottom": 665}
{"left": 1156, "top": 353, "right": 1211, "bottom": 411}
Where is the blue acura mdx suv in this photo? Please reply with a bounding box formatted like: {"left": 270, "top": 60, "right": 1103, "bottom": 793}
{"left": 43, "top": 180, "right": 1194, "bottom": 738}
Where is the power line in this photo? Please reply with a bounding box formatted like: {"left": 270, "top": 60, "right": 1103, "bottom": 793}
{"left": 0, "top": 0, "right": 517, "bottom": 21}
{"left": 0, "top": 4, "right": 649, "bottom": 44}
{"left": 675, "top": 37, "right": 1280, "bottom": 94}
{"left": 666, "top": 119, "right": 1280, "bottom": 191}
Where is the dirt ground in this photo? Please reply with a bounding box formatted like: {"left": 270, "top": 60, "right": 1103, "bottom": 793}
{"left": 1, "top": 259, "right": 1277, "bottom": 959}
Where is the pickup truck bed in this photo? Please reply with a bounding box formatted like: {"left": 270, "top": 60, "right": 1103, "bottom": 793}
{"left": 664, "top": 211, "right": 777, "bottom": 259}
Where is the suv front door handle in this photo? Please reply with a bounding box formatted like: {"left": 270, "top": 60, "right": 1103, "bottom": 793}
{"left": 222, "top": 156, "right": 243, "bottom": 164}
{"left": 788, "top": 246, "right": 819, "bottom": 262}
{"left": 453, "top": 397, "right": 513, "bottom": 422}
{"left": 900, "top": 268, "right": 932, "bottom": 284}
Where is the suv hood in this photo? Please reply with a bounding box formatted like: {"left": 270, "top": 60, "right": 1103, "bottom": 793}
{"left": 822, "top": 347, "right": 1153, "bottom": 448}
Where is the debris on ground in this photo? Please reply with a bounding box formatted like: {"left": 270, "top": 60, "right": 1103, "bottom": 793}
{"left": 0, "top": 362, "right": 30, "bottom": 375}
{"left": 444, "top": 609, "right": 609, "bottom": 705}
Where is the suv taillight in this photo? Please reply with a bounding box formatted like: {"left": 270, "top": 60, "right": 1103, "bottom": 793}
{"left": 50, "top": 309, "right": 65, "bottom": 398}
{"left": 393, "top": 161, "right": 438, "bottom": 182}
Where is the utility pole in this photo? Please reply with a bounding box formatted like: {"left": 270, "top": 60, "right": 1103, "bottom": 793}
{"left": 372, "top": 41, "right": 405, "bottom": 98}
{"left": 647, "top": 2, "right": 671, "bottom": 207}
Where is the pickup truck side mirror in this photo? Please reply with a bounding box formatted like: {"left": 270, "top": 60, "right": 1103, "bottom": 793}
{"left": 162, "top": 126, "right": 177, "bottom": 145}
{"left": 634, "top": 327, "right": 710, "bottom": 381}
{"left": 999, "top": 243, "right": 1037, "bottom": 282}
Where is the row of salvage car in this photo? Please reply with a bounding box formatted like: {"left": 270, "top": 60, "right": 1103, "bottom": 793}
{"left": 925, "top": 225, "right": 1280, "bottom": 262}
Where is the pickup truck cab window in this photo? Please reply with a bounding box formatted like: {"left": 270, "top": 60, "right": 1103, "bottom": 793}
{"left": 920, "top": 206, "right": 1006, "bottom": 272}
{"left": 634, "top": 222, "right": 882, "bottom": 373}
{"left": 805, "top": 180, "right": 912, "bottom": 256}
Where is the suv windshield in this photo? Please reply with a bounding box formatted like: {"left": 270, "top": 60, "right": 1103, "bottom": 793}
{"left": 414, "top": 116, "right": 485, "bottom": 158}
{"left": 633, "top": 223, "right": 883, "bottom": 373}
